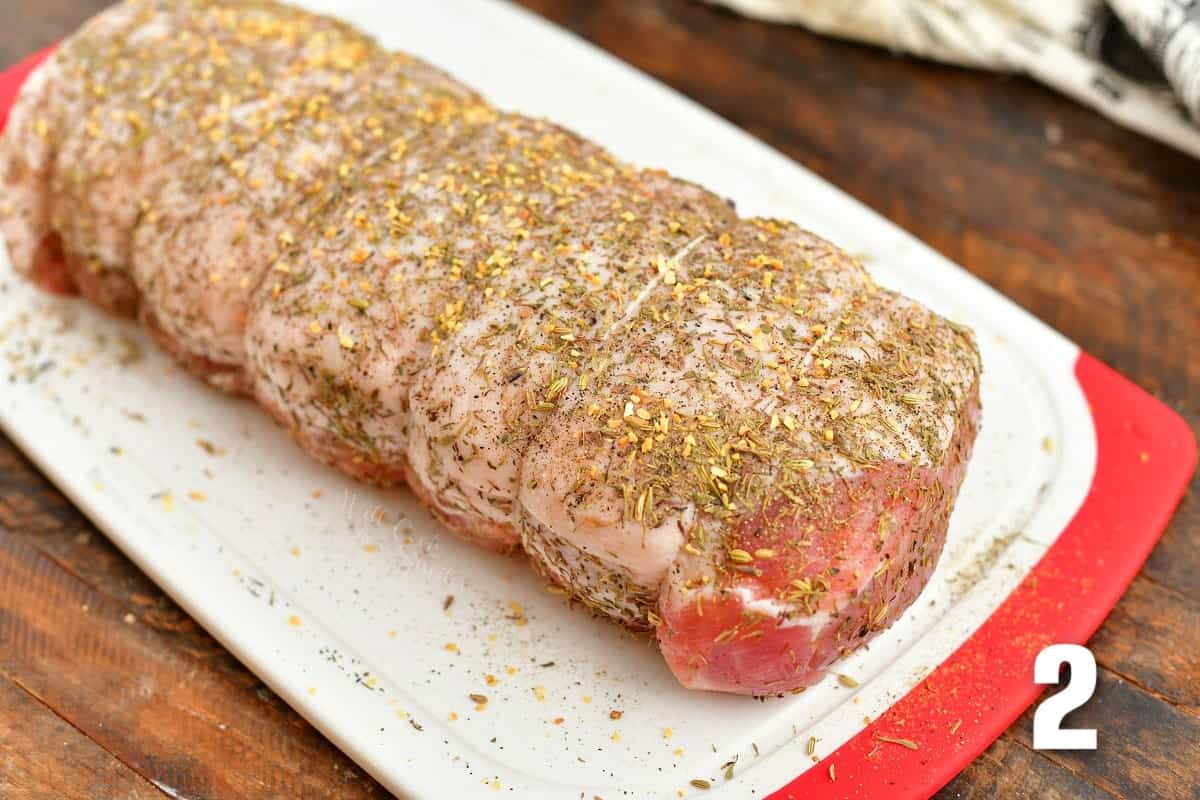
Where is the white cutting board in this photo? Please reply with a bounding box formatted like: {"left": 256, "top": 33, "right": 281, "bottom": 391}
{"left": 0, "top": 1, "right": 1098, "bottom": 797}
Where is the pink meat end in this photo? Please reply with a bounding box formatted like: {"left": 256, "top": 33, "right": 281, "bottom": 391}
{"left": 657, "top": 392, "right": 981, "bottom": 696}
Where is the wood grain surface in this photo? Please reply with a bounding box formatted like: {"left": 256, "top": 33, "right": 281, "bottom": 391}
{"left": 0, "top": 1, "right": 1196, "bottom": 798}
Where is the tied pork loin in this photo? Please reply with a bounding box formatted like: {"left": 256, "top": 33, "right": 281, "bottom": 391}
{"left": 0, "top": 0, "right": 981, "bottom": 695}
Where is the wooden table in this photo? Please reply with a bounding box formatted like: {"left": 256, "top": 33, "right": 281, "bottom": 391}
{"left": 1, "top": 2, "right": 1196, "bottom": 798}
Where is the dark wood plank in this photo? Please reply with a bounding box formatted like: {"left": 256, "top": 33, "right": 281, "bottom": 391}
{"left": 938, "top": 735, "right": 1118, "bottom": 800}
{"left": 1088, "top": 577, "right": 1200, "bottom": 714}
{"left": 1008, "top": 667, "right": 1200, "bottom": 800}
{"left": 0, "top": 525, "right": 385, "bottom": 800}
{"left": 0, "top": 675, "right": 165, "bottom": 800}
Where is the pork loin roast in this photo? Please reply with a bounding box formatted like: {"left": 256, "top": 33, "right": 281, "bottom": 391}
{"left": 0, "top": 0, "right": 981, "bottom": 695}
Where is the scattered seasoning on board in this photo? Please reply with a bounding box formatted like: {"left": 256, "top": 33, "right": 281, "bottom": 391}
{"left": 196, "top": 438, "right": 224, "bottom": 456}
{"left": 837, "top": 673, "right": 859, "bottom": 688}
{"left": 875, "top": 734, "right": 919, "bottom": 750}
{"left": 507, "top": 601, "right": 528, "bottom": 626}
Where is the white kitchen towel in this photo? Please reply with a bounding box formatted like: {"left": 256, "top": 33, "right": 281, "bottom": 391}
{"left": 707, "top": 0, "right": 1200, "bottom": 159}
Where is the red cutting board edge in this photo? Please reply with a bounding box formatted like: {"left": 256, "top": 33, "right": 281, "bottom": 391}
{"left": 1, "top": 47, "right": 1195, "bottom": 800}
